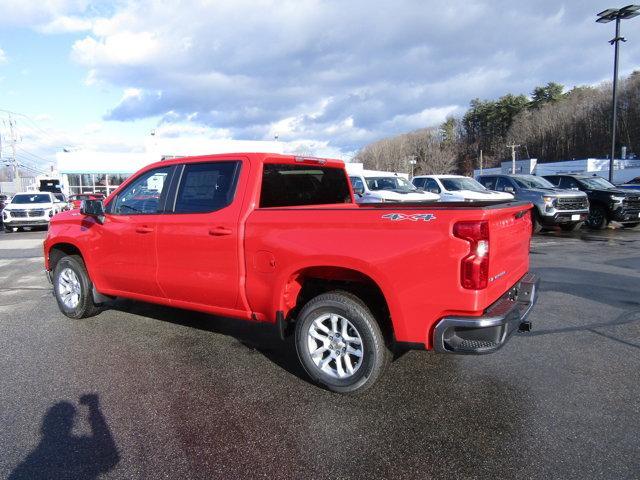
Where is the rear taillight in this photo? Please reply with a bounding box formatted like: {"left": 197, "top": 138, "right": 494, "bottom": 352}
{"left": 453, "top": 221, "right": 489, "bottom": 290}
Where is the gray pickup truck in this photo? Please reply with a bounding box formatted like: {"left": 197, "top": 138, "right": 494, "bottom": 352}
{"left": 477, "top": 174, "right": 589, "bottom": 233}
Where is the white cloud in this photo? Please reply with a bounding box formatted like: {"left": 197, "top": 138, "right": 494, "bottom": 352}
{"left": 39, "top": 15, "right": 93, "bottom": 33}
{"left": 0, "top": 47, "right": 7, "bottom": 64}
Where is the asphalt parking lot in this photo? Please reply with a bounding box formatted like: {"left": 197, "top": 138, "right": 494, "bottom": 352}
{"left": 0, "top": 227, "right": 638, "bottom": 479}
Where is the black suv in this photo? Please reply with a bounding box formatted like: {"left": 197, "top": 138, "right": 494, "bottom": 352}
{"left": 543, "top": 174, "right": 640, "bottom": 229}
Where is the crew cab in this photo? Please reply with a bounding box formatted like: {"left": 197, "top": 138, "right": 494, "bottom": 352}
{"left": 349, "top": 170, "right": 439, "bottom": 203}
{"left": 412, "top": 175, "right": 514, "bottom": 202}
{"left": 477, "top": 174, "right": 589, "bottom": 233}
{"left": 3, "top": 192, "right": 64, "bottom": 232}
{"left": 543, "top": 174, "right": 640, "bottom": 229}
{"left": 44, "top": 153, "right": 538, "bottom": 393}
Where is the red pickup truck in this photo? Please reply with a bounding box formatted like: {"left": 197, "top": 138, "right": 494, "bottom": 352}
{"left": 44, "top": 153, "right": 538, "bottom": 393}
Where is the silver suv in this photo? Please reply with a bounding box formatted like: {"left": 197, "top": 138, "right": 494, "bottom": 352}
{"left": 476, "top": 174, "right": 589, "bottom": 232}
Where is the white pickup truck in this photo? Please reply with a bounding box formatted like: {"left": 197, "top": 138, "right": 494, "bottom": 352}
{"left": 349, "top": 170, "right": 439, "bottom": 203}
{"left": 2, "top": 192, "right": 64, "bottom": 232}
{"left": 412, "top": 175, "right": 514, "bottom": 202}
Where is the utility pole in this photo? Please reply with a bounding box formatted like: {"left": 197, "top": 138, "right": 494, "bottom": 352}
{"left": 8, "top": 115, "right": 19, "bottom": 187}
{"left": 507, "top": 144, "right": 520, "bottom": 174}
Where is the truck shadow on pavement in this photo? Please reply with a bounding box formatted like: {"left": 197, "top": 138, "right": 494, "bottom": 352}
{"left": 109, "top": 298, "right": 310, "bottom": 381}
{"left": 8, "top": 394, "right": 120, "bottom": 480}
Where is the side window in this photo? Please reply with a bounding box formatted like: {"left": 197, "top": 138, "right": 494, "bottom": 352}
{"left": 559, "top": 177, "right": 578, "bottom": 189}
{"left": 495, "top": 177, "right": 513, "bottom": 192}
{"left": 260, "top": 164, "right": 351, "bottom": 207}
{"left": 412, "top": 177, "right": 426, "bottom": 189}
{"left": 478, "top": 177, "right": 496, "bottom": 190}
{"left": 544, "top": 176, "right": 560, "bottom": 187}
{"left": 350, "top": 176, "right": 365, "bottom": 192}
{"left": 174, "top": 161, "right": 241, "bottom": 213}
{"left": 111, "top": 167, "right": 171, "bottom": 215}
{"left": 423, "top": 178, "right": 441, "bottom": 193}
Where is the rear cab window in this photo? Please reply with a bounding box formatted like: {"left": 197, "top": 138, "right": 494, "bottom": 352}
{"left": 260, "top": 164, "right": 351, "bottom": 208}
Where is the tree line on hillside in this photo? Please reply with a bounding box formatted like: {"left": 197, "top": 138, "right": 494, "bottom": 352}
{"left": 355, "top": 72, "right": 640, "bottom": 175}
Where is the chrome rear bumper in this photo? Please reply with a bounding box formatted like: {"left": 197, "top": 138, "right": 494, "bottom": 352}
{"left": 433, "top": 272, "right": 539, "bottom": 354}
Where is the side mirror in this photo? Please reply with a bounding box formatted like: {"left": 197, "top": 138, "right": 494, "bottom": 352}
{"left": 353, "top": 187, "right": 364, "bottom": 196}
{"left": 80, "top": 199, "right": 105, "bottom": 224}
{"left": 504, "top": 186, "right": 515, "bottom": 193}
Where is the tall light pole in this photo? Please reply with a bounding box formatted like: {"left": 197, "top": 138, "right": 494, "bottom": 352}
{"left": 596, "top": 5, "right": 640, "bottom": 183}
{"left": 408, "top": 158, "right": 417, "bottom": 178}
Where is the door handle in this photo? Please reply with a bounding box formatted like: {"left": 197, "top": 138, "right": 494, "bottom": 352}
{"left": 135, "top": 226, "right": 154, "bottom": 233}
{"left": 209, "top": 227, "right": 232, "bottom": 236}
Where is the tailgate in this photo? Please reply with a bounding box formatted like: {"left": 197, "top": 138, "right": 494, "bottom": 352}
{"left": 485, "top": 204, "right": 532, "bottom": 303}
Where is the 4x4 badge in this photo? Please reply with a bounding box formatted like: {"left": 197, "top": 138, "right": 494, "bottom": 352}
{"left": 382, "top": 213, "right": 436, "bottom": 222}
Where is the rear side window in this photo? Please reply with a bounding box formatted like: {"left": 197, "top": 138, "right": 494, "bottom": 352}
{"left": 412, "top": 177, "right": 426, "bottom": 189}
{"left": 559, "top": 177, "right": 579, "bottom": 189}
{"left": 260, "top": 164, "right": 351, "bottom": 207}
{"left": 174, "top": 161, "right": 241, "bottom": 213}
{"left": 495, "top": 177, "right": 513, "bottom": 191}
{"left": 478, "top": 177, "right": 496, "bottom": 190}
{"left": 423, "top": 178, "right": 441, "bottom": 193}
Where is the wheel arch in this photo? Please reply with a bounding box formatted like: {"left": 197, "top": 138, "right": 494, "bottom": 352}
{"left": 276, "top": 263, "right": 399, "bottom": 342}
{"left": 47, "top": 242, "right": 85, "bottom": 272}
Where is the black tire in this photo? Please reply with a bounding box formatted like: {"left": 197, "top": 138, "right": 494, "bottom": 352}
{"left": 531, "top": 210, "right": 543, "bottom": 234}
{"left": 53, "top": 255, "right": 101, "bottom": 319}
{"left": 3, "top": 225, "right": 12, "bottom": 233}
{"left": 622, "top": 222, "right": 640, "bottom": 229}
{"left": 560, "top": 221, "right": 583, "bottom": 232}
{"left": 586, "top": 205, "right": 608, "bottom": 230}
{"left": 295, "top": 290, "right": 390, "bottom": 394}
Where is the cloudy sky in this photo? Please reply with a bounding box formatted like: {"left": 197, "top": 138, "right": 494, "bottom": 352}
{"left": 0, "top": 0, "right": 639, "bottom": 168}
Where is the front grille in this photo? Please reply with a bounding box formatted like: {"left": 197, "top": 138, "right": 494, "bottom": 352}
{"left": 556, "top": 197, "right": 588, "bottom": 211}
{"left": 10, "top": 210, "right": 27, "bottom": 218}
{"left": 624, "top": 196, "right": 640, "bottom": 210}
{"left": 29, "top": 209, "right": 45, "bottom": 217}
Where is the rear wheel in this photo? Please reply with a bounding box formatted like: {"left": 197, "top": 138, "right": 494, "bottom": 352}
{"left": 586, "top": 205, "right": 608, "bottom": 230}
{"left": 295, "top": 290, "right": 390, "bottom": 394}
{"left": 560, "top": 221, "right": 583, "bottom": 232}
{"left": 53, "top": 255, "right": 101, "bottom": 319}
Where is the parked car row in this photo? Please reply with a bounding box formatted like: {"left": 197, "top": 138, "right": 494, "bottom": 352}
{"left": 346, "top": 170, "right": 639, "bottom": 233}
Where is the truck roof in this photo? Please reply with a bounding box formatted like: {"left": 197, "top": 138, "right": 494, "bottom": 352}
{"left": 144, "top": 152, "right": 346, "bottom": 172}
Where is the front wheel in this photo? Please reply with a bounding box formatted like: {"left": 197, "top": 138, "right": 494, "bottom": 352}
{"left": 586, "top": 205, "right": 608, "bottom": 230}
{"left": 532, "top": 211, "right": 543, "bottom": 234}
{"left": 3, "top": 225, "right": 13, "bottom": 233}
{"left": 295, "top": 291, "right": 390, "bottom": 394}
{"left": 53, "top": 255, "right": 101, "bottom": 319}
{"left": 560, "top": 221, "right": 583, "bottom": 232}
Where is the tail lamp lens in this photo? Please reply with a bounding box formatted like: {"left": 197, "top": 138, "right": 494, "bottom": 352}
{"left": 453, "top": 221, "right": 490, "bottom": 289}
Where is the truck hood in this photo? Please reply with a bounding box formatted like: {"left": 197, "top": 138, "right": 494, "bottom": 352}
{"left": 454, "top": 190, "right": 514, "bottom": 200}
{"left": 5, "top": 202, "right": 54, "bottom": 210}
{"left": 369, "top": 190, "right": 440, "bottom": 201}
{"left": 525, "top": 188, "right": 588, "bottom": 198}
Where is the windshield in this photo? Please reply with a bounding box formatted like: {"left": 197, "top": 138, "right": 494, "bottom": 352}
{"left": 579, "top": 177, "right": 616, "bottom": 190}
{"left": 365, "top": 176, "right": 417, "bottom": 192}
{"left": 441, "top": 177, "right": 487, "bottom": 193}
{"left": 512, "top": 175, "right": 555, "bottom": 189}
{"left": 11, "top": 194, "right": 51, "bottom": 204}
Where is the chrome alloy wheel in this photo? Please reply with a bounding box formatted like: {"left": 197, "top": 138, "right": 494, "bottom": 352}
{"left": 58, "top": 267, "right": 81, "bottom": 309}
{"left": 307, "top": 313, "right": 364, "bottom": 379}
